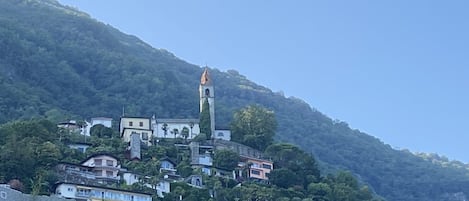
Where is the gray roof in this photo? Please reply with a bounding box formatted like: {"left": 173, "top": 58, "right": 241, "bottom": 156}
{"left": 156, "top": 119, "right": 199, "bottom": 124}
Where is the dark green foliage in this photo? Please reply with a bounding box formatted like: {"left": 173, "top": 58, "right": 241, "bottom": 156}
{"left": 199, "top": 98, "right": 212, "bottom": 139}
{"left": 0, "top": 1, "right": 468, "bottom": 200}
{"left": 266, "top": 143, "right": 320, "bottom": 189}
{"left": 231, "top": 105, "right": 277, "bottom": 150}
{"left": 90, "top": 124, "right": 115, "bottom": 138}
{"left": 213, "top": 149, "right": 240, "bottom": 171}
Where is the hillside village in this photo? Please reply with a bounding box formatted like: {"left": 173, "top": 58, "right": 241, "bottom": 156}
{"left": 12, "top": 68, "right": 276, "bottom": 201}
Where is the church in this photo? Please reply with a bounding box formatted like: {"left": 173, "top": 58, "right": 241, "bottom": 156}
{"left": 119, "top": 68, "right": 231, "bottom": 146}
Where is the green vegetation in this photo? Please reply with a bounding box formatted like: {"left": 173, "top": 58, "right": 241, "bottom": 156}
{"left": 0, "top": 0, "right": 469, "bottom": 200}
{"left": 231, "top": 105, "right": 277, "bottom": 151}
{"left": 0, "top": 118, "right": 379, "bottom": 201}
{"left": 199, "top": 98, "right": 212, "bottom": 139}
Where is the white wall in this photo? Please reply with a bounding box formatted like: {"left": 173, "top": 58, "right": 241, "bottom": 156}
{"left": 214, "top": 130, "right": 231, "bottom": 141}
{"left": 55, "top": 184, "right": 76, "bottom": 199}
{"left": 153, "top": 121, "right": 200, "bottom": 139}
{"left": 91, "top": 118, "right": 112, "bottom": 128}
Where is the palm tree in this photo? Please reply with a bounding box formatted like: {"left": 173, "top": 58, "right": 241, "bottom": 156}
{"left": 172, "top": 128, "right": 179, "bottom": 138}
{"left": 189, "top": 122, "right": 194, "bottom": 139}
{"left": 161, "top": 123, "right": 168, "bottom": 138}
{"left": 181, "top": 126, "right": 190, "bottom": 142}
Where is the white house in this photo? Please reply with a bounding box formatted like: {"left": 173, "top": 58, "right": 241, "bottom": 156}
{"left": 91, "top": 117, "right": 113, "bottom": 128}
{"left": 55, "top": 182, "right": 152, "bottom": 201}
{"left": 81, "top": 154, "right": 122, "bottom": 184}
{"left": 120, "top": 117, "right": 153, "bottom": 146}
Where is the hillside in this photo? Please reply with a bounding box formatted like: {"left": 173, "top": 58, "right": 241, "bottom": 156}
{"left": 1, "top": 0, "right": 469, "bottom": 200}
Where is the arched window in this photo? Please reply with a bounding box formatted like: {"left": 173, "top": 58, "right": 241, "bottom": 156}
{"left": 205, "top": 88, "right": 210, "bottom": 96}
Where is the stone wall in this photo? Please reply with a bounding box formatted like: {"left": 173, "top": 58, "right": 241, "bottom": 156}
{"left": 0, "top": 185, "right": 75, "bottom": 201}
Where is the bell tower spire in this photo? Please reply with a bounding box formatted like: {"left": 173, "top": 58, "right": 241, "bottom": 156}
{"left": 199, "top": 67, "right": 215, "bottom": 136}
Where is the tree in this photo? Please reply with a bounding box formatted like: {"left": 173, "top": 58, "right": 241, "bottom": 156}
{"left": 213, "top": 149, "right": 240, "bottom": 171}
{"left": 181, "top": 126, "right": 190, "bottom": 141}
{"left": 199, "top": 98, "right": 212, "bottom": 140}
{"left": 171, "top": 128, "right": 179, "bottom": 138}
{"left": 161, "top": 123, "right": 168, "bottom": 137}
{"left": 269, "top": 168, "right": 301, "bottom": 188}
{"left": 90, "top": 124, "right": 114, "bottom": 138}
{"left": 266, "top": 143, "right": 320, "bottom": 188}
{"left": 230, "top": 105, "right": 277, "bottom": 150}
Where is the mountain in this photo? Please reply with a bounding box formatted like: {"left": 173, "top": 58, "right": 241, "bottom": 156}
{"left": 1, "top": 0, "right": 469, "bottom": 200}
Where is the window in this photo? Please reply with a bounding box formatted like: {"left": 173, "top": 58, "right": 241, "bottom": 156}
{"left": 94, "top": 170, "right": 102, "bottom": 176}
{"left": 142, "top": 132, "right": 148, "bottom": 140}
{"left": 251, "top": 170, "right": 261, "bottom": 175}
{"left": 262, "top": 164, "right": 272, "bottom": 169}
{"left": 139, "top": 122, "right": 143, "bottom": 127}
{"left": 106, "top": 171, "right": 113, "bottom": 177}
{"left": 129, "top": 121, "right": 133, "bottom": 126}
{"left": 217, "top": 132, "right": 224, "bottom": 137}
{"left": 205, "top": 88, "right": 210, "bottom": 96}
{"left": 106, "top": 160, "right": 114, "bottom": 166}
{"left": 94, "top": 159, "right": 102, "bottom": 166}
{"left": 251, "top": 163, "right": 260, "bottom": 168}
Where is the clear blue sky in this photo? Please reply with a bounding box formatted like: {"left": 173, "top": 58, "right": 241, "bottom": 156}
{"left": 59, "top": 0, "right": 469, "bottom": 162}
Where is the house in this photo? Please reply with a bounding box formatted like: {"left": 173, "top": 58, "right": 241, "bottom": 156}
{"left": 91, "top": 117, "right": 113, "bottom": 128}
{"left": 239, "top": 156, "right": 273, "bottom": 181}
{"left": 81, "top": 153, "right": 122, "bottom": 184}
{"left": 57, "top": 121, "right": 81, "bottom": 133}
{"left": 120, "top": 117, "right": 152, "bottom": 146}
{"left": 213, "top": 129, "right": 231, "bottom": 141}
{"left": 0, "top": 184, "right": 72, "bottom": 201}
{"left": 68, "top": 142, "right": 92, "bottom": 153}
{"left": 152, "top": 118, "right": 200, "bottom": 139}
{"left": 55, "top": 182, "right": 152, "bottom": 201}
{"left": 185, "top": 175, "right": 204, "bottom": 188}
{"left": 160, "top": 157, "right": 177, "bottom": 173}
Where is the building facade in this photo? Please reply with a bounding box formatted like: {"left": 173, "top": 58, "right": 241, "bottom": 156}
{"left": 120, "top": 117, "right": 152, "bottom": 146}
{"left": 81, "top": 154, "right": 122, "bottom": 184}
{"left": 152, "top": 118, "right": 200, "bottom": 139}
{"left": 55, "top": 182, "right": 151, "bottom": 201}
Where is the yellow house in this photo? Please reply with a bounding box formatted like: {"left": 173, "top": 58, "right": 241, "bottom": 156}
{"left": 119, "top": 117, "right": 152, "bottom": 146}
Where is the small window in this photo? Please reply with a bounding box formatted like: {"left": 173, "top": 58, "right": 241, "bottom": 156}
{"left": 262, "top": 164, "right": 272, "bottom": 169}
{"left": 94, "top": 170, "right": 102, "bottom": 176}
{"left": 139, "top": 121, "right": 143, "bottom": 127}
{"left": 217, "top": 132, "right": 224, "bottom": 137}
{"left": 142, "top": 132, "right": 148, "bottom": 140}
{"left": 106, "top": 171, "right": 113, "bottom": 177}
{"left": 94, "top": 159, "right": 102, "bottom": 166}
{"left": 205, "top": 88, "right": 210, "bottom": 96}
{"left": 106, "top": 160, "right": 113, "bottom": 166}
{"left": 251, "top": 170, "right": 261, "bottom": 175}
{"left": 129, "top": 121, "right": 133, "bottom": 126}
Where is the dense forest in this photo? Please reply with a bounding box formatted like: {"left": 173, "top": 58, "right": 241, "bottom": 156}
{"left": 1, "top": 0, "right": 469, "bottom": 200}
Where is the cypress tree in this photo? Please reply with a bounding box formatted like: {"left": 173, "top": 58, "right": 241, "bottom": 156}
{"left": 199, "top": 98, "right": 212, "bottom": 139}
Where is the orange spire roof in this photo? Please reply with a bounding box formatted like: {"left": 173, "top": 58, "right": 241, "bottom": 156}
{"left": 200, "top": 68, "right": 212, "bottom": 85}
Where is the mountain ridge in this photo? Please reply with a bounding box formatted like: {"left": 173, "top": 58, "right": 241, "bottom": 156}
{"left": 1, "top": 0, "right": 469, "bottom": 200}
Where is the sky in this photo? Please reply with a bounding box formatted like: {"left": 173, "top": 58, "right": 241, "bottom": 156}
{"left": 58, "top": 0, "right": 469, "bottom": 162}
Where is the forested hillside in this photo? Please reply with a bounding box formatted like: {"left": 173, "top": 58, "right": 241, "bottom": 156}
{"left": 1, "top": 0, "right": 469, "bottom": 200}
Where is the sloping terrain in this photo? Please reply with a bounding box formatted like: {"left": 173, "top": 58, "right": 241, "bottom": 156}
{"left": 1, "top": 0, "right": 469, "bottom": 200}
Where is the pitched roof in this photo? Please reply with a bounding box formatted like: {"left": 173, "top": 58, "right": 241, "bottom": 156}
{"left": 200, "top": 68, "right": 212, "bottom": 85}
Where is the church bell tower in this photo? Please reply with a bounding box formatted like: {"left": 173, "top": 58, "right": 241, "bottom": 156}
{"left": 199, "top": 67, "right": 215, "bottom": 135}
